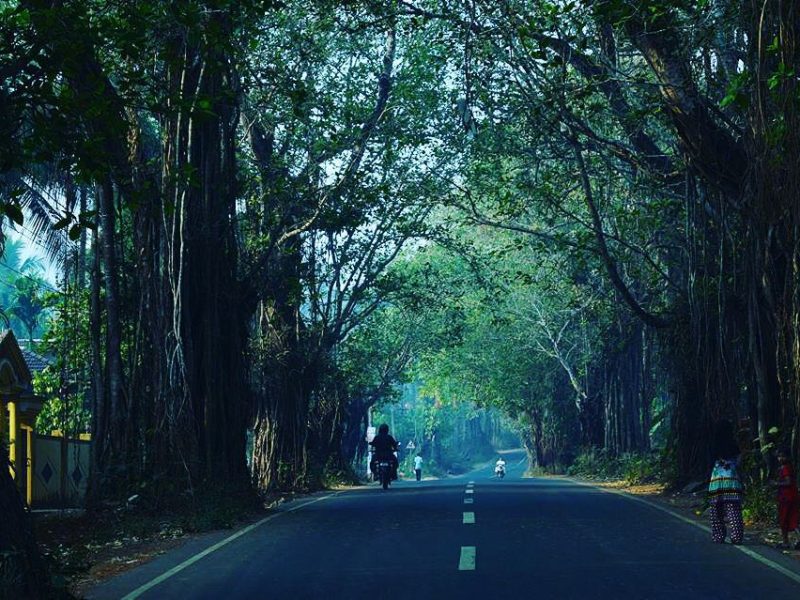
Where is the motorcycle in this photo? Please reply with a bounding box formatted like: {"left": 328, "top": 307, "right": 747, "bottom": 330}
{"left": 495, "top": 464, "right": 506, "bottom": 479}
{"left": 377, "top": 460, "right": 392, "bottom": 490}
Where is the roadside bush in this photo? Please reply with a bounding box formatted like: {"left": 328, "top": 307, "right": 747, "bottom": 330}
{"left": 567, "top": 448, "right": 670, "bottom": 485}
{"left": 621, "top": 454, "right": 659, "bottom": 485}
{"left": 742, "top": 483, "right": 776, "bottom": 527}
{"left": 567, "top": 448, "right": 618, "bottom": 479}
{"left": 736, "top": 445, "right": 777, "bottom": 527}
{"left": 322, "top": 463, "right": 361, "bottom": 488}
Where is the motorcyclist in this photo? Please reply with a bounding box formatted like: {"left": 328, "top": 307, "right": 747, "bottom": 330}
{"left": 369, "top": 423, "right": 399, "bottom": 480}
{"left": 495, "top": 456, "right": 507, "bottom": 476}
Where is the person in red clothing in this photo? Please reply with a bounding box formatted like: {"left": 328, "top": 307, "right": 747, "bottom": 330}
{"left": 774, "top": 448, "right": 800, "bottom": 550}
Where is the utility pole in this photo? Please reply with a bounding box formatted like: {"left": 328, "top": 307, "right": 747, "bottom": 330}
{"left": 366, "top": 407, "right": 374, "bottom": 480}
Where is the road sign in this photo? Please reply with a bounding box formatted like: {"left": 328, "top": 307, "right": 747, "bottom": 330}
{"left": 366, "top": 426, "right": 376, "bottom": 442}
{"left": 406, "top": 440, "right": 415, "bottom": 450}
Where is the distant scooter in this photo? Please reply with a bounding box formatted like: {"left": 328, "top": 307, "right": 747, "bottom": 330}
{"left": 495, "top": 463, "right": 506, "bottom": 479}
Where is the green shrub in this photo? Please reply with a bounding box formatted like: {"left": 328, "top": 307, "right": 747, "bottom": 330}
{"left": 742, "top": 482, "right": 777, "bottom": 526}
{"left": 735, "top": 446, "right": 777, "bottom": 526}
{"left": 568, "top": 448, "right": 612, "bottom": 479}
{"left": 568, "top": 448, "right": 670, "bottom": 485}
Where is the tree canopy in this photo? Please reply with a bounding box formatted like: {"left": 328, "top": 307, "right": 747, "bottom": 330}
{"left": 2, "top": 0, "right": 800, "bottom": 593}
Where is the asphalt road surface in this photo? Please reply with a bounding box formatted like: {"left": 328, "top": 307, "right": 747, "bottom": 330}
{"left": 90, "top": 451, "right": 800, "bottom": 599}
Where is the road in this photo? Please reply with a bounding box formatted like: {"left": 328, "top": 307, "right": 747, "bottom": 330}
{"left": 90, "top": 452, "right": 800, "bottom": 599}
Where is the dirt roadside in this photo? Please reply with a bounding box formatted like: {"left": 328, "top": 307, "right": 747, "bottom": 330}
{"left": 35, "top": 508, "right": 265, "bottom": 598}
{"left": 32, "top": 489, "right": 321, "bottom": 598}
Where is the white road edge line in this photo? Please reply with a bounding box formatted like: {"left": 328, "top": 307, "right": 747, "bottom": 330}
{"left": 120, "top": 493, "right": 340, "bottom": 600}
{"left": 459, "top": 546, "right": 476, "bottom": 570}
{"left": 463, "top": 511, "right": 475, "bottom": 524}
{"left": 571, "top": 478, "right": 800, "bottom": 586}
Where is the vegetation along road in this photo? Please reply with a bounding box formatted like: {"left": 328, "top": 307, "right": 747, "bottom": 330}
{"left": 87, "top": 453, "right": 800, "bottom": 599}
{"left": 4, "top": 2, "right": 800, "bottom": 598}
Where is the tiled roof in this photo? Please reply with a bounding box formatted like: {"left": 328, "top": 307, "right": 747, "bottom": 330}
{"left": 20, "top": 348, "right": 51, "bottom": 373}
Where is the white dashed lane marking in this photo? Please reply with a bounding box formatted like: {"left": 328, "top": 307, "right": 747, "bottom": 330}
{"left": 463, "top": 512, "right": 475, "bottom": 524}
{"left": 459, "top": 546, "right": 476, "bottom": 570}
{"left": 464, "top": 497, "right": 474, "bottom": 504}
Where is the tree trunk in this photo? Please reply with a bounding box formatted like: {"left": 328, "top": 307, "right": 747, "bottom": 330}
{"left": 87, "top": 228, "right": 107, "bottom": 506}
{"left": 97, "top": 178, "right": 128, "bottom": 492}
{"left": 77, "top": 187, "right": 88, "bottom": 289}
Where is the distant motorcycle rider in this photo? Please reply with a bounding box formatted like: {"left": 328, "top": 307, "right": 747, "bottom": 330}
{"left": 369, "top": 423, "right": 399, "bottom": 480}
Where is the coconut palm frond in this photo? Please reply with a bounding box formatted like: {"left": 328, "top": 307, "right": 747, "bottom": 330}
{"left": 64, "top": 182, "right": 81, "bottom": 214}
{"left": 25, "top": 161, "right": 69, "bottom": 193}
{"left": 0, "top": 238, "right": 24, "bottom": 269}
{"left": 18, "top": 184, "right": 69, "bottom": 263}
{"left": 2, "top": 166, "right": 81, "bottom": 265}
{"left": 19, "top": 255, "right": 44, "bottom": 274}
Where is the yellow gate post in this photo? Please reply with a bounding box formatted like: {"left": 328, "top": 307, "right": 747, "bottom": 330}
{"left": 8, "top": 400, "right": 18, "bottom": 472}
{"left": 25, "top": 427, "right": 33, "bottom": 505}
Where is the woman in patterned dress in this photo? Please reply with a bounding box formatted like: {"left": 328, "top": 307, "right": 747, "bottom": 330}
{"left": 707, "top": 421, "right": 744, "bottom": 545}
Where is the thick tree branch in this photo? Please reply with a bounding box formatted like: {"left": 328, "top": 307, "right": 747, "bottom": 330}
{"left": 276, "top": 24, "right": 397, "bottom": 246}
{"left": 572, "top": 141, "right": 671, "bottom": 329}
{"left": 623, "top": 14, "right": 747, "bottom": 198}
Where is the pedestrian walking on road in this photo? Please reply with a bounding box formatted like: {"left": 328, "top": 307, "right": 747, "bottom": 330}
{"left": 708, "top": 421, "right": 744, "bottom": 545}
{"left": 773, "top": 448, "right": 800, "bottom": 550}
{"left": 414, "top": 454, "right": 423, "bottom": 481}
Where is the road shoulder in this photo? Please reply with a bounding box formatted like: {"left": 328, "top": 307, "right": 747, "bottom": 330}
{"left": 82, "top": 489, "right": 342, "bottom": 599}
{"left": 563, "top": 475, "right": 800, "bottom": 585}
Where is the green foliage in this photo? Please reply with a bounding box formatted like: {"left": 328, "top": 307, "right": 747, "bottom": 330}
{"left": 709, "top": 435, "right": 779, "bottom": 526}
{"left": 567, "top": 449, "right": 672, "bottom": 485}
{"left": 33, "top": 367, "right": 91, "bottom": 435}
{"left": 373, "top": 384, "right": 510, "bottom": 478}
{"left": 0, "top": 237, "right": 51, "bottom": 338}
{"left": 741, "top": 483, "right": 776, "bottom": 527}
{"left": 0, "top": 0, "right": 796, "bottom": 508}
{"left": 9, "top": 275, "right": 47, "bottom": 342}
{"left": 321, "top": 463, "right": 361, "bottom": 488}
{"left": 720, "top": 72, "right": 752, "bottom": 110}
{"left": 34, "top": 287, "right": 91, "bottom": 435}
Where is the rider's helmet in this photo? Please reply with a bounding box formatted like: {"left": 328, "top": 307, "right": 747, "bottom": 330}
{"left": 378, "top": 423, "right": 389, "bottom": 434}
